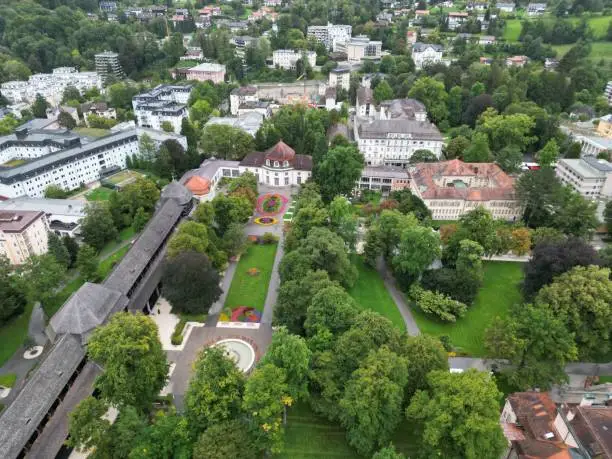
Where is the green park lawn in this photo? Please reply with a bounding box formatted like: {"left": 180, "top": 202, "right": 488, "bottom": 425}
{"left": 348, "top": 256, "right": 406, "bottom": 331}
{"left": 86, "top": 186, "right": 115, "bottom": 201}
{"left": 411, "top": 261, "right": 524, "bottom": 357}
{"left": 504, "top": 15, "right": 612, "bottom": 42}
{"left": 598, "top": 375, "right": 612, "bottom": 384}
{"left": 105, "top": 169, "right": 143, "bottom": 185}
{"left": 0, "top": 373, "right": 17, "bottom": 388}
{"left": 224, "top": 243, "right": 278, "bottom": 312}
{"left": 552, "top": 41, "right": 612, "bottom": 63}
{"left": 503, "top": 19, "right": 522, "bottom": 41}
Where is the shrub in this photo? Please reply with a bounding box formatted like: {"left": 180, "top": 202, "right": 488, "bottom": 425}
{"left": 410, "top": 285, "right": 467, "bottom": 322}
{"left": 261, "top": 232, "right": 279, "bottom": 244}
{"left": 171, "top": 319, "right": 187, "bottom": 345}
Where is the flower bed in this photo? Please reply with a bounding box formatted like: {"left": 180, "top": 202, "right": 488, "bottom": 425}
{"left": 219, "top": 306, "right": 262, "bottom": 323}
{"left": 257, "top": 193, "right": 289, "bottom": 215}
{"left": 254, "top": 216, "right": 277, "bottom": 226}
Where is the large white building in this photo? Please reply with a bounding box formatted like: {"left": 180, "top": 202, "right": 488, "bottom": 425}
{"left": 409, "top": 159, "right": 522, "bottom": 220}
{"left": 272, "top": 50, "right": 317, "bottom": 70}
{"left": 555, "top": 156, "right": 612, "bottom": 200}
{"left": 0, "top": 197, "right": 86, "bottom": 237}
{"left": 411, "top": 43, "right": 444, "bottom": 70}
{"left": 354, "top": 89, "right": 444, "bottom": 167}
{"left": 230, "top": 86, "right": 259, "bottom": 115}
{"left": 328, "top": 67, "right": 351, "bottom": 91}
{"left": 94, "top": 51, "right": 125, "bottom": 83}
{"left": 335, "top": 36, "right": 383, "bottom": 62}
{"left": 307, "top": 23, "right": 352, "bottom": 51}
{"left": 205, "top": 112, "right": 264, "bottom": 137}
{"left": 0, "top": 210, "right": 49, "bottom": 265}
{"left": 573, "top": 133, "right": 612, "bottom": 158}
{"left": 0, "top": 68, "right": 102, "bottom": 106}
{"left": 132, "top": 85, "right": 192, "bottom": 133}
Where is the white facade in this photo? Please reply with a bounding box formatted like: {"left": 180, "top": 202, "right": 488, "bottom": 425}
{"left": 272, "top": 50, "right": 317, "bottom": 70}
{"left": 328, "top": 68, "right": 350, "bottom": 91}
{"left": 555, "top": 157, "right": 612, "bottom": 200}
{"left": 132, "top": 85, "right": 192, "bottom": 134}
{"left": 0, "top": 198, "right": 86, "bottom": 237}
{"left": 497, "top": 2, "right": 515, "bottom": 12}
{"left": 0, "top": 211, "right": 49, "bottom": 265}
{"left": 0, "top": 67, "right": 102, "bottom": 106}
{"left": 336, "top": 36, "right": 383, "bottom": 62}
{"left": 307, "top": 23, "right": 352, "bottom": 51}
{"left": 527, "top": 3, "right": 546, "bottom": 15}
{"left": 605, "top": 81, "right": 612, "bottom": 106}
{"left": 575, "top": 133, "right": 612, "bottom": 157}
{"left": 411, "top": 43, "right": 444, "bottom": 70}
{"left": 230, "top": 86, "right": 259, "bottom": 115}
{"left": 448, "top": 13, "right": 468, "bottom": 30}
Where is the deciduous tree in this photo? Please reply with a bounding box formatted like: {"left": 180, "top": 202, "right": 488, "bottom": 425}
{"left": 81, "top": 203, "right": 118, "bottom": 251}
{"left": 401, "top": 334, "right": 449, "bottom": 398}
{"left": 77, "top": 244, "right": 98, "bottom": 282}
{"left": 19, "top": 254, "right": 65, "bottom": 307}
{"left": 0, "top": 256, "right": 27, "bottom": 324}
{"left": 409, "top": 285, "right": 467, "bottom": 322}
{"left": 200, "top": 124, "right": 255, "bottom": 160}
{"left": 193, "top": 420, "right": 258, "bottom": 459}
{"left": 408, "top": 77, "right": 449, "bottom": 123}
{"left": 304, "top": 286, "right": 359, "bottom": 337}
{"left": 47, "top": 232, "right": 70, "bottom": 268}
{"left": 392, "top": 225, "right": 441, "bottom": 288}
{"left": 129, "top": 410, "right": 192, "bottom": 459}
{"left": 315, "top": 144, "right": 364, "bottom": 202}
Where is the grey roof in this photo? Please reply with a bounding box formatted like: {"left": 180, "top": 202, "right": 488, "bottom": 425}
{"left": 160, "top": 181, "right": 193, "bottom": 206}
{"left": 0, "top": 334, "right": 86, "bottom": 459}
{"left": 357, "top": 118, "right": 443, "bottom": 140}
{"left": 0, "top": 129, "right": 138, "bottom": 183}
{"left": 181, "top": 159, "right": 241, "bottom": 183}
{"left": 50, "top": 283, "right": 127, "bottom": 343}
{"left": 583, "top": 155, "right": 612, "bottom": 172}
{"left": 104, "top": 197, "right": 185, "bottom": 296}
{"left": 362, "top": 165, "right": 409, "bottom": 179}
{"left": 380, "top": 98, "right": 426, "bottom": 119}
{"left": 357, "top": 87, "right": 374, "bottom": 105}
{"left": 0, "top": 197, "right": 86, "bottom": 217}
{"left": 327, "top": 123, "right": 350, "bottom": 140}
{"left": 412, "top": 42, "right": 444, "bottom": 52}
{"left": 205, "top": 112, "right": 264, "bottom": 135}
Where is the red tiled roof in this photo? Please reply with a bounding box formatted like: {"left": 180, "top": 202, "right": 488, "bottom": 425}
{"left": 411, "top": 159, "right": 516, "bottom": 201}
{"left": 184, "top": 176, "right": 211, "bottom": 196}
{"left": 264, "top": 141, "right": 296, "bottom": 162}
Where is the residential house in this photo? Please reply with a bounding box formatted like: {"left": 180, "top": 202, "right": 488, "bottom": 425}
{"left": 497, "top": 2, "right": 515, "bottom": 12}
{"left": 80, "top": 102, "right": 117, "bottom": 126}
{"left": 411, "top": 42, "right": 444, "bottom": 69}
{"left": 307, "top": 23, "right": 353, "bottom": 51}
{"left": 184, "top": 63, "right": 226, "bottom": 83}
{"left": 356, "top": 166, "right": 410, "bottom": 195}
{"left": 328, "top": 67, "right": 351, "bottom": 91}
{"left": 335, "top": 36, "right": 383, "bottom": 62}
{"left": 0, "top": 197, "right": 86, "bottom": 237}
{"left": 506, "top": 55, "right": 529, "bottom": 67}
{"left": 527, "top": 2, "right": 547, "bottom": 15}
{"left": 448, "top": 12, "right": 469, "bottom": 30}
{"left": 272, "top": 50, "right": 317, "bottom": 70}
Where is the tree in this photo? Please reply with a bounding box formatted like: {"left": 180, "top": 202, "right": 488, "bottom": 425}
{"left": 162, "top": 251, "right": 221, "bottom": 315}
{"left": 192, "top": 201, "right": 215, "bottom": 226}
{"left": 80, "top": 203, "right": 118, "bottom": 251}
{"left": 201, "top": 124, "right": 255, "bottom": 160}
{"left": 130, "top": 410, "right": 192, "bottom": 459}
{"left": 456, "top": 239, "right": 484, "bottom": 282}
{"left": 485, "top": 304, "right": 577, "bottom": 390}
{"left": 328, "top": 196, "right": 358, "bottom": 250}
{"left": 409, "top": 285, "right": 467, "bottom": 322}
{"left": 463, "top": 132, "right": 491, "bottom": 162}
{"left": 535, "top": 266, "right": 612, "bottom": 359}
{"left": 372, "top": 445, "right": 406, "bottom": 459}
{"left": 77, "top": 244, "right": 99, "bottom": 282}
{"left": 193, "top": 420, "right": 258, "bottom": 459}
{"left": 390, "top": 189, "right": 431, "bottom": 221}
{"left": 304, "top": 286, "right": 359, "bottom": 337}
{"left": 212, "top": 194, "right": 253, "bottom": 236}
{"left": 421, "top": 266, "right": 481, "bottom": 305}
{"left": 57, "top": 111, "right": 76, "bottom": 129}
{"left": 87, "top": 313, "right": 168, "bottom": 412}
{"left": 260, "top": 327, "right": 311, "bottom": 402}
{"left": 553, "top": 189, "right": 599, "bottom": 238}
{"left": 408, "top": 77, "right": 449, "bottom": 123}
{"left": 44, "top": 184, "right": 68, "bottom": 199}
{"left": 365, "top": 210, "right": 419, "bottom": 264}
{"left": 476, "top": 108, "right": 535, "bottom": 152}
{"left": 167, "top": 221, "right": 209, "bottom": 259}
{"left": 339, "top": 347, "right": 408, "bottom": 456}
{"left": 132, "top": 207, "right": 149, "bottom": 232}
{"left": 510, "top": 227, "right": 531, "bottom": 255}
{"left": 406, "top": 370, "right": 506, "bottom": 459}
{"left": 19, "top": 254, "right": 65, "bottom": 307}
{"left": 315, "top": 144, "right": 364, "bottom": 202}
{"left": 185, "top": 347, "right": 245, "bottom": 435}
{"left": 392, "top": 225, "right": 441, "bottom": 288}
{"left": 523, "top": 237, "right": 600, "bottom": 298}
{"left": 409, "top": 149, "right": 438, "bottom": 163}
{"left": 222, "top": 223, "right": 247, "bottom": 257}
{"left": 401, "top": 334, "right": 449, "bottom": 398}
{"left": 495, "top": 144, "right": 523, "bottom": 173}
{"left": 62, "top": 235, "right": 79, "bottom": 268}
{"left": 0, "top": 256, "right": 27, "bottom": 324}
{"left": 606, "top": 200, "right": 612, "bottom": 232}
{"left": 516, "top": 167, "right": 564, "bottom": 228}
{"left": 47, "top": 232, "right": 70, "bottom": 268}
{"left": 31, "top": 93, "right": 49, "bottom": 118}
{"left": 138, "top": 133, "right": 157, "bottom": 163}
{"left": 242, "top": 364, "right": 289, "bottom": 453}
{"left": 537, "top": 139, "right": 560, "bottom": 167}
{"left": 374, "top": 80, "right": 394, "bottom": 103}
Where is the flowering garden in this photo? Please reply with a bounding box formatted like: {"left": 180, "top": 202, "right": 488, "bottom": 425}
{"left": 256, "top": 193, "right": 288, "bottom": 216}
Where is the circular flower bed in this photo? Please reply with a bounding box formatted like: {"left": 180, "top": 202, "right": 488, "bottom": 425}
{"left": 254, "top": 216, "right": 277, "bottom": 226}
{"left": 257, "top": 193, "right": 289, "bottom": 215}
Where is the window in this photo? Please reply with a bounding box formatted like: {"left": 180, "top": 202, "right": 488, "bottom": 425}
{"left": 274, "top": 161, "right": 279, "bottom": 167}
{"left": 266, "top": 159, "right": 270, "bottom": 166}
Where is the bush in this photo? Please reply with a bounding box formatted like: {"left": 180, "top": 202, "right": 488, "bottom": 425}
{"left": 421, "top": 268, "right": 479, "bottom": 305}
{"left": 261, "top": 232, "right": 278, "bottom": 244}
{"left": 410, "top": 285, "right": 467, "bottom": 322}
{"left": 171, "top": 319, "right": 187, "bottom": 345}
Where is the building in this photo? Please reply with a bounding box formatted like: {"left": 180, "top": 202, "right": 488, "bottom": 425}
{"left": 605, "top": 81, "right": 612, "bottom": 106}
{"left": 94, "top": 51, "right": 125, "bottom": 83}
{"left": 545, "top": 58, "right": 560, "bottom": 70}
{"left": 506, "top": 55, "right": 529, "bottom": 67}
{"left": 184, "top": 62, "right": 226, "bottom": 83}
{"left": 597, "top": 114, "right": 612, "bottom": 138}
{"left": 527, "top": 2, "right": 547, "bottom": 15}
{"left": 0, "top": 211, "right": 49, "bottom": 265}
{"left": 479, "top": 35, "right": 496, "bottom": 45}
{"left": 99, "top": 1, "right": 117, "bottom": 12}
{"left": 0, "top": 68, "right": 102, "bottom": 106}
{"left": 272, "top": 50, "right": 317, "bottom": 70}
{"left": 181, "top": 159, "right": 241, "bottom": 201}
{"left": 0, "top": 197, "right": 86, "bottom": 237}
{"left": 574, "top": 133, "right": 612, "bottom": 157}
{"left": 239, "top": 141, "right": 312, "bottom": 186}
{"left": 555, "top": 156, "right": 612, "bottom": 200}
{"left": 132, "top": 85, "right": 192, "bottom": 133}
{"left": 354, "top": 91, "right": 443, "bottom": 167}
{"left": 356, "top": 165, "right": 410, "bottom": 195}
{"left": 448, "top": 12, "right": 469, "bottom": 30}
{"left": 328, "top": 67, "right": 351, "bottom": 91}
{"left": 411, "top": 42, "right": 444, "bottom": 70}
{"left": 80, "top": 102, "right": 117, "bottom": 126}
{"left": 496, "top": 2, "right": 515, "bottom": 12}
{"left": 335, "top": 36, "right": 383, "bottom": 62}
{"left": 409, "top": 159, "right": 522, "bottom": 220}
{"left": 307, "top": 23, "right": 353, "bottom": 51}
{"left": 205, "top": 112, "right": 265, "bottom": 137}
{"left": 230, "top": 86, "right": 259, "bottom": 115}
{"left": 230, "top": 81, "right": 327, "bottom": 113}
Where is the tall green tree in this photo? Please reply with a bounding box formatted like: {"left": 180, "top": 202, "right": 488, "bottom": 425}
{"left": 31, "top": 93, "right": 49, "bottom": 118}
{"left": 87, "top": 313, "right": 168, "bottom": 412}
{"left": 129, "top": 410, "right": 192, "bottom": 459}
{"left": 463, "top": 132, "right": 491, "bottom": 162}
{"left": 536, "top": 139, "right": 560, "bottom": 167}
{"left": 193, "top": 420, "right": 258, "bottom": 459}
{"left": 200, "top": 124, "right": 255, "bottom": 160}
{"left": 80, "top": 202, "right": 118, "bottom": 251}
{"left": 19, "top": 254, "right": 65, "bottom": 308}
{"left": 0, "top": 256, "right": 27, "bottom": 323}
{"left": 374, "top": 80, "right": 394, "bottom": 103}
{"left": 58, "top": 111, "right": 76, "bottom": 129}
{"left": 62, "top": 235, "right": 79, "bottom": 268}
{"left": 315, "top": 144, "right": 364, "bottom": 203}
{"left": 406, "top": 370, "right": 506, "bottom": 459}
{"left": 401, "top": 334, "right": 449, "bottom": 398}
{"left": 392, "top": 225, "right": 441, "bottom": 288}
{"left": 407, "top": 77, "right": 449, "bottom": 123}
{"left": 47, "top": 232, "right": 70, "bottom": 268}
{"left": 77, "top": 244, "right": 99, "bottom": 282}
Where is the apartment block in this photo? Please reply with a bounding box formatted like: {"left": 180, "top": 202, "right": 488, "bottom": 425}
{"left": 0, "top": 211, "right": 49, "bottom": 265}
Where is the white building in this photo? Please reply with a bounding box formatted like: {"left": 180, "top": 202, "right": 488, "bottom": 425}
{"left": 181, "top": 159, "right": 241, "bottom": 201}
{"left": 605, "top": 81, "right": 612, "bottom": 105}
{"left": 527, "top": 2, "right": 547, "bottom": 15}
{"left": 0, "top": 197, "right": 86, "bottom": 237}
{"left": 307, "top": 23, "right": 352, "bottom": 51}
{"left": 448, "top": 12, "right": 469, "bottom": 30}
{"left": 132, "top": 85, "right": 192, "bottom": 134}
{"left": 411, "top": 43, "right": 444, "bottom": 70}
{"left": 574, "top": 133, "right": 612, "bottom": 157}
{"left": 328, "top": 67, "right": 351, "bottom": 91}
{"left": 94, "top": 51, "right": 125, "bottom": 83}
{"left": 230, "top": 86, "right": 259, "bottom": 115}
{"left": 0, "top": 211, "right": 49, "bottom": 265}
{"left": 409, "top": 159, "right": 522, "bottom": 221}
{"left": 356, "top": 165, "right": 410, "bottom": 195}
{"left": 555, "top": 156, "right": 612, "bottom": 200}
{"left": 205, "top": 112, "right": 265, "bottom": 137}
{"left": 0, "top": 67, "right": 102, "bottom": 106}
{"left": 239, "top": 141, "right": 312, "bottom": 186}
{"left": 184, "top": 62, "right": 226, "bottom": 83}
{"left": 335, "top": 36, "right": 383, "bottom": 62}
{"left": 496, "top": 2, "right": 515, "bottom": 12}
{"left": 80, "top": 102, "right": 117, "bottom": 126}
{"left": 272, "top": 50, "right": 317, "bottom": 70}
{"left": 354, "top": 90, "right": 444, "bottom": 167}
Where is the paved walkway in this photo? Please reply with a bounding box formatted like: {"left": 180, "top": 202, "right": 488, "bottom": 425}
{"left": 261, "top": 233, "right": 284, "bottom": 324}
{"left": 376, "top": 258, "right": 421, "bottom": 336}
{"left": 206, "top": 259, "right": 238, "bottom": 327}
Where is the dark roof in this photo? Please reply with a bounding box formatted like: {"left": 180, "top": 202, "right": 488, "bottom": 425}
{"left": 50, "top": 283, "right": 128, "bottom": 343}
{"left": 327, "top": 123, "right": 349, "bottom": 140}
{"left": 379, "top": 98, "right": 426, "bottom": 119}
{"left": 570, "top": 406, "right": 612, "bottom": 459}
{"left": 239, "top": 151, "right": 313, "bottom": 171}
{"left": 357, "top": 119, "right": 443, "bottom": 140}
{"left": 104, "top": 198, "right": 184, "bottom": 296}
{"left": 0, "top": 334, "right": 86, "bottom": 459}
{"left": 160, "top": 181, "right": 193, "bottom": 206}
{"left": 357, "top": 87, "right": 374, "bottom": 105}
{"left": 412, "top": 42, "right": 444, "bottom": 52}
{"left": 264, "top": 141, "right": 296, "bottom": 162}
{"left": 0, "top": 211, "right": 44, "bottom": 233}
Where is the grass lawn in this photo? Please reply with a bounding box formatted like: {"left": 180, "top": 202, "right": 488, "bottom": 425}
{"left": 224, "top": 243, "right": 278, "bottom": 312}
{"left": 1, "top": 159, "right": 27, "bottom": 168}
{"left": 73, "top": 127, "right": 111, "bottom": 138}
{"left": 86, "top": 186, "right": 115, "bottom": 201}
{"left": 0, "top": 373, "right": 17, "bottom": 388}
{"left": 0, "top": 302, "right": 33, "bottom": 366}
{"left": 503, "top": 19, "right": 522, "bottom": 41}
{"left": 275, "top": 403, "right": 358, "bottom": 459}
{"left": 504, "top": 15, "right": 612, "bottom": 42}
{"left": 98, "top": 245, "right": 131, "bottom": 279}
{"left": 411, "top": 261, "right": 524, "bottom": 357}
{"left": 552, "top": 41, "right": 612, "bottom": 62}
{"left": 348, "top": 256, "right": 406, "bottom": 331}
{"left": 98, "top": 227, "right": 136, "bottom": 258}
{"left": 598, "top": 375, "right": 612, "bottom": 384}
{"left": 174, "top": 60, "right": 199, "bottom": 68}
{"left": 105, "top": 169, "right": 143, "bottom": 185}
